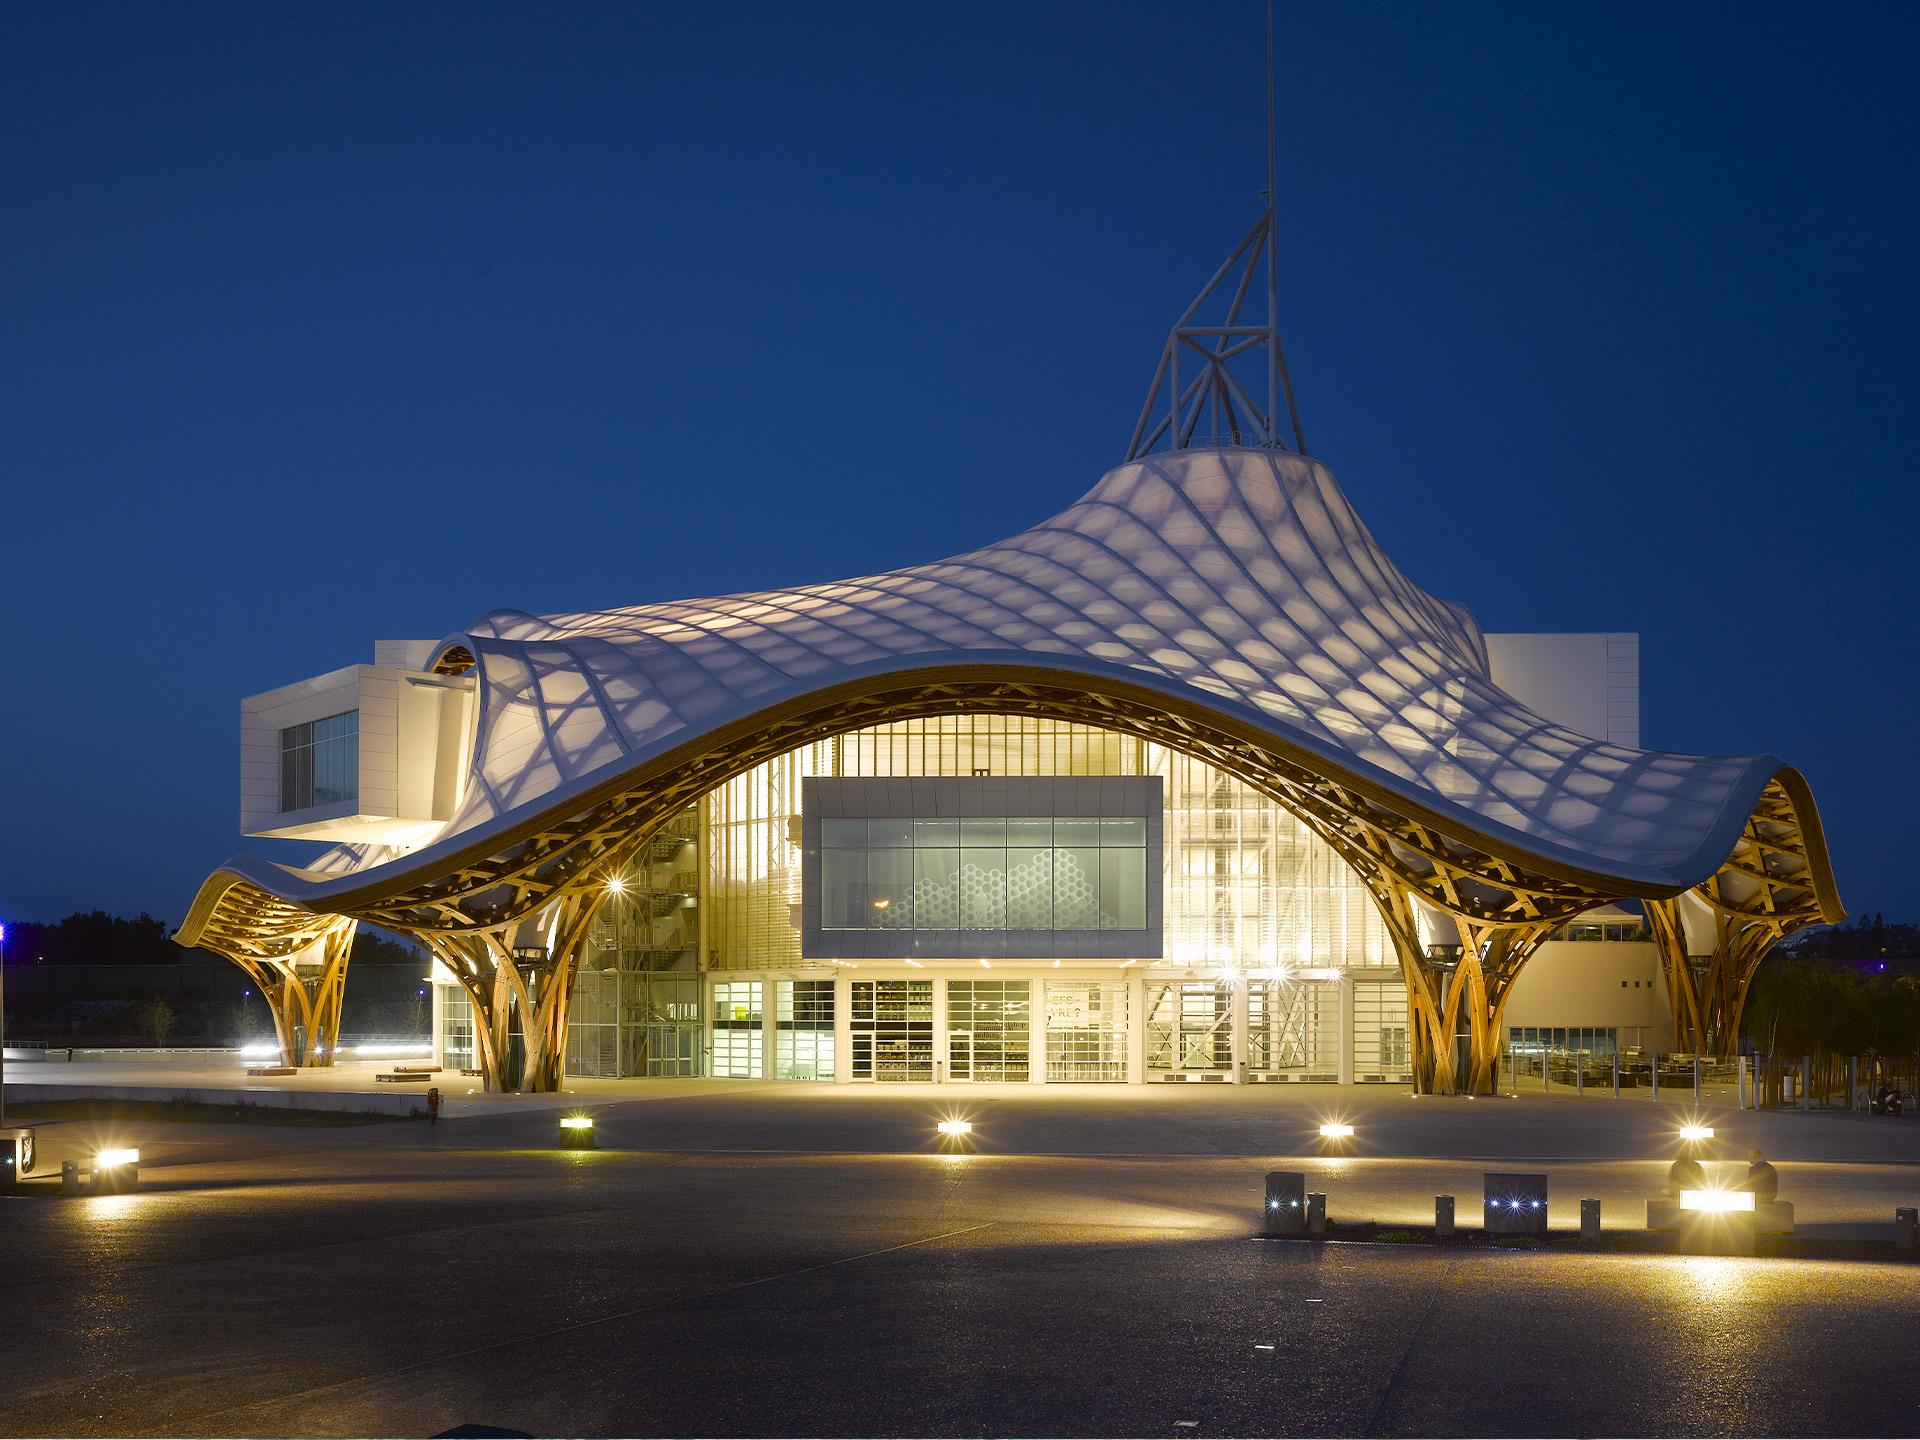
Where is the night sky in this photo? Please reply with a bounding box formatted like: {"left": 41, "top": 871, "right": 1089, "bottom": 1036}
{"left": 4, "top": 2, "right": 1915, "bottom": 929}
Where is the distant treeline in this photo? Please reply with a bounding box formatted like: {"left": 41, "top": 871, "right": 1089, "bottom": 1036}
{"left": 1, "top": 911, "right": 429, "bottom": 1045}
{"left": 1781, "top": 913, "right": 1920, "bottom": 964}
{"left": 1, "top": 910, "right": 420, "bottom": 969}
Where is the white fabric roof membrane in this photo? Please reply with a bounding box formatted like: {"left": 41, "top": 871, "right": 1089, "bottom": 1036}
{"left": 324, "top": 443, "right": 1771, "bottom": 897}
{"left": 215, "top": 445, "right": 1805, "bottom": 917}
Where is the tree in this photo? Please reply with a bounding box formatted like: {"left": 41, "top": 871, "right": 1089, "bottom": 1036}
{"left": 135, "top": 996, "right": 176, "bottom": 1049}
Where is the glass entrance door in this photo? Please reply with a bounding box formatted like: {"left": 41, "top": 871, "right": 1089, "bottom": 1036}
{"left": 1353, "top": 978, "right": 1412, "bottom": 1082}
{"left": 850, "top": 979, "right": 934, "bottom": 1081}
{"left": 1145, "top": 981, "right": 1234, "bottom": 1077}
{"left": 1248, "top": 978, "right": 1339, "bottom": 1080}
{"left": 947, "top": 979, "right": 1031, "bottom": 1081}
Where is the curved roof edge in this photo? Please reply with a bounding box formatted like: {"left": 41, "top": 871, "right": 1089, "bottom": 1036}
{"left": 177, "top": 659, "right": 1845, "bottom": 950}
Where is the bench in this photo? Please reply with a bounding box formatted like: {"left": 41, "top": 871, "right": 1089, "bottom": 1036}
{"left": 375, "top": 1072, "right": 430, "bottom": 1083}
{"left": 1646, "top": 1197, "right": 1795, "bottom": 1235}
{"left": 246, "top": 1065, "right": 297, "bottom": 1077}
{"left": 392, "top": 1065, "right": 441, "bottom": 1074}
{"left": 460, "top": 1067, "right": 484, "bottom": 1077}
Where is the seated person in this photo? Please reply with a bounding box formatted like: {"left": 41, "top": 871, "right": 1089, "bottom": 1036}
{"left": 1740, "top": 1148, "right": 1779, "bottom": 1202}
{"left": 1666, "top": 1156, "right": 1706, "bottom": 1195}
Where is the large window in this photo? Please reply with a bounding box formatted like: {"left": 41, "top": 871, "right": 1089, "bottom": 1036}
{"left": 947, "top": 980, "right": 1030, "bottom": 1082}
{"left": 849, "top": 979, "right": 934, "bottom": 1081}
{"left": 1045, "top": 981, "right": 1128, "bottom": 1082}
{"left": 818, "top": 817, "right": 1148, "bottom": 932}
{"left": 280, "top": 710, "right": 359, "bottom": 811}
{"left": 776, "top": 979, "right": 835, "bottom": 1080}
{"left": 711, "top": 980, "right": 763, "bottom": 1078}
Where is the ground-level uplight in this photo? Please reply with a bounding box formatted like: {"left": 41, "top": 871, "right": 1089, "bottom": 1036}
{"left": 1318, "top": 1122, "right": 1355, "bottom": 1140}
{"left": 91, "top": 1147, "right": 139, "bottom": 1192}
{"left": 560, "top": 1114, "right": 596, "bottom": 1150}
{"left": 937, "top": 1119, "right": 972, "bottom": 1136}
{"left": 1680, "top": 1188, "right": 1754, "bottom": 1213}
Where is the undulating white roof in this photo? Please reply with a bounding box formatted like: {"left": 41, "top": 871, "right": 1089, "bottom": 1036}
{"left": 308, "top": 443, "right": 1765, "bottom": 897}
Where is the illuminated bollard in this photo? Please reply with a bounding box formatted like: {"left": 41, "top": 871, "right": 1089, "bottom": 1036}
{"left": 1435, "top": 1194, "right": 1455, "bottom": 1237}
{"left": 559, "top": 1115, "right": 597, "bottom": 1150}
{"left": 1484, "top": 1172, "right": 1549, "bottom": 1236}
{"left": 60, "top": 1161, "right": 78, "bottom": 1196}
{"left": 1896, "top": 1207, "right": 1918, "bottom": 1255}
{"left": 1580, "top": 1198, "right": 1601, "bottom": 1240}
{"left": 1261, "top": 1171, "right": 1307, "bottom": 1237}
{"left": 1306, "top": 1192, "right": 1326, "bottom": 1237}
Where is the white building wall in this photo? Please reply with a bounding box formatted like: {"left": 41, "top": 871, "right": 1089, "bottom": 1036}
{"left": 1503, "top": 940, "right": 1667, "bottom": 1050}
{"left": 1485, "top": 632, "right": 1639, "bottom": 746}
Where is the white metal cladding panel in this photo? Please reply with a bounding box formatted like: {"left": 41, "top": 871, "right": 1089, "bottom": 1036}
{"left": 280, "top": 448, "right": 1781, "bottom": 895}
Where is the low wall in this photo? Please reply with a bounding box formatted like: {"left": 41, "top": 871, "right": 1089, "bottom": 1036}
{"left": 2, "top": 1081, "right": 427, "bottom": 1117}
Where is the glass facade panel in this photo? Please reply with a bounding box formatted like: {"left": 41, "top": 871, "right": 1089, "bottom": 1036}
{"left": 1145, "top": 981, "right": 1233, "bottom": 1073}
{"left": 1248, "top": 979, "right": 1340, "bottom": 1076}
{"left": 819, "top": 817, "right": 1145, "bottom": 935}
{"left": 439, "top": 987, "right": 475, "bottom": 1071}
{"left": 1352, "top": 979, "right": 1412, "bottom": 1081}
{"left": 711, "top": 980, "right": 763, "bottom": 1078}
{"left": 947, "top": 980, "right": 1030, "bottom": 1082}
{"left": 775, "top": 979, "right": 835, "bottom": 1080}
{"left": 1044, "top": 981, "right": 1128, "bottom": 1081}
{"left": 850, "top": 979, "right": 934, "bottom": 1081}
{"left": 280, "top": 710, "right": 358, "bottom": 811}
{"left": 704, "top": 715, "right": 1388, "bottom": 976}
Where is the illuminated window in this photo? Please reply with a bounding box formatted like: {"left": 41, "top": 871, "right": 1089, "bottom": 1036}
{"left": 280, "top": 711, "right": 358, "bottom": 811}
{"left": 817, "top": 816, "right": 1148, "bottom": 933}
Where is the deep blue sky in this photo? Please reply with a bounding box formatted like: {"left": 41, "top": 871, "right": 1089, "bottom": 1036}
{"left": 3, "top": 2, "right": 1915, "bottom": 928}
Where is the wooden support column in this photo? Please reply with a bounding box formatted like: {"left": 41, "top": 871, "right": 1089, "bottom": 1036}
{"left": 231, "top": 920, "right": 355, "bottom": 1067}
{"left": 415, "top": 889, "right": 609, "bottom": 1093}
{"left": 1646, "top": 897, "right": 1783, "bottom": 1058}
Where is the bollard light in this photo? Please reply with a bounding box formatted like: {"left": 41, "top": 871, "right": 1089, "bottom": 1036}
{"left": 559, "top": 1115, "right": 596, "bottom": 1150}
{"left": 1678, "top": 1124, "right": 1716, "bottom": 1143}
{"left": 91, "top": 1147, "right": 140, "bottom": 1193}
{"left": 937, "top": 1119, "right": 972, "bottom": 1136}
{"left": 1679, "top": 1188, "right": 1753, "bottom": 1213}
{"left": 1317, "top": 1122, "right": 1355, "bottom": 1140}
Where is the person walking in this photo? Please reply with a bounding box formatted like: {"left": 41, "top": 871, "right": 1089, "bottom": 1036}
{"left": 426, "top": 1086, "right": 441, "bottom": 1127}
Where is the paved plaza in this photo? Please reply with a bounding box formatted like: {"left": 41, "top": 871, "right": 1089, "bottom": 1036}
{"left": 4, "top": 1082, "right": 1919, "bottom": 1437}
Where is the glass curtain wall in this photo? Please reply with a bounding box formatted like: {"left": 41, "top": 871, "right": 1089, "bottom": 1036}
{"left": 1150, "top": 745, "right": 1387, "bottom": 971}
{"left": 711, "top": 979, "right": 764, "bottom": 1078}
{"left": 439, "top": 987, "right": 475, "bottom": 1071}
{"left": 775, "top": 979, "right": 836, "bottom": 1079}
{"left": 1248, "top": 978, "right": 1340, "bottom": 1077}
{"left": 566, "top": 805, "right": 702, "bottom": 1077}
{"left": 1145, "top": 981, "right": 1234, "bottom": 1075}
{"left": 946, "top": 980, "right": 1031, "bottom": 1081}
{"left": 707, "top": 717, "right": 1387, "bottom": 977}
{"left": 849, "top": 978, "right": 934, "bottom": 1080}
{"left": 706, "top": 718, "right": 1139, "bottom": 970}
{"left": 1044, "top": 981, "right": 1128, "bottom": 1081}
{"left": 1352, "top": 979, "right": 1412, "bottom": 1080}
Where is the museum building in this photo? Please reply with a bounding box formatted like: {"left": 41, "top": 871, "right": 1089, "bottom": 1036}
{"left": 176, "top": 204, "right": 1841, "bottom": 1096}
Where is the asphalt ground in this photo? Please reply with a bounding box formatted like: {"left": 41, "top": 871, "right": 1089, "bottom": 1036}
{"left": 4, "top": 1085, "right": 1919, "bottom": 1438}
